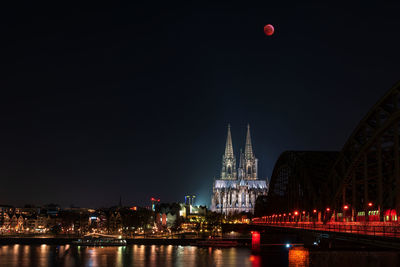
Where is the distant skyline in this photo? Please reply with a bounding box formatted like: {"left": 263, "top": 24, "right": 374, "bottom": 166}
{"left": 1, "top": 2, "right": 400, "bottom": 207}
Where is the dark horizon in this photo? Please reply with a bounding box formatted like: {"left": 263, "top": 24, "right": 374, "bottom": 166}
{"left": 1, "top": 2, "right": 400, "bottom": 208}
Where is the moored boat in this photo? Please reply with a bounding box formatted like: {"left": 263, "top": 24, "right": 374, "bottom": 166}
{"left": 72, "top": 234, "right": 127, "bottom": 246}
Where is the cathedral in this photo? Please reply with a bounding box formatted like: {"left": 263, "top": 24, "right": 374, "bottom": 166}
{"left": 211, "top": 125, "right": 268, "bottom": 214}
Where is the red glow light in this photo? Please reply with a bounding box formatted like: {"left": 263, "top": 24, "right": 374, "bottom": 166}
{"left": 313, "top": 209, "right": 317, "bottom": 213}
{"left": 326, "top": 208, "right": 330, "bottom": 212}
{"left": 251, "top": 231, "right": 261, "bottom": 252}
{"left": 294, "top": 211, "right": 299, "bottom": 216}
{"left": 344, "top": 205, "right": 349, "bottom": 210}
{"left": 368, "top": 202, "right": 373, "bottom": 207}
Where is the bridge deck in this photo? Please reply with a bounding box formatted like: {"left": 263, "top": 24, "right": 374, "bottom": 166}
{"left": 253, "top": 222, "right": 400, "bottom": 239}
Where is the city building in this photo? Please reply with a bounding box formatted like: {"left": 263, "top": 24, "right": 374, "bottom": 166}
{"left": 211, "top": 124, "right": 268, "bottom": 214}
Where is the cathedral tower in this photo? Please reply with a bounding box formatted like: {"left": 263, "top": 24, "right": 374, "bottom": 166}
{"left": 242, "top": 124, "right": 258, "bottom": 180}
{"left": 211, "top": 124, "right": 267, "bottom": 214}
{"left": 221, "top": 124, "right": 237, "bottom": 179}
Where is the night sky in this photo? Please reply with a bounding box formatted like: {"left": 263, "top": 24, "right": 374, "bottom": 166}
{"left": 1, "top": 2, "right": 400, "bottom": 208}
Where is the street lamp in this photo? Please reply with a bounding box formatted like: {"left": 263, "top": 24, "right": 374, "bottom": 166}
{"left": 293, "top": 211, "right": 299, "bottom": 223}
{"left": 367, "top": 202, "right": 373, "bottom": 223}
{"left": 325, "top": 208, "right": 331, "bottom": 223}
{"left": 343, "top": 205, "right": 349, "bottom": 222}
{"left": 312, "top": 209, "right": 317, "bottom": 223}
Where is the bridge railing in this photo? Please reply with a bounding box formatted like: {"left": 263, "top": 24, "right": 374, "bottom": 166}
{"left": 252, "top": 221, "right": 400, "bottom": 238}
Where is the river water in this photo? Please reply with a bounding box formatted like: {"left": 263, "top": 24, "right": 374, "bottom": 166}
{"left": 0, "top": 244, "right": 399, "bottom": 267}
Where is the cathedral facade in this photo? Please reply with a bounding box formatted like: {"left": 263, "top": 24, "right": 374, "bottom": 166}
{"left": 211, "top": 125, "right": 268, "bottom": 214}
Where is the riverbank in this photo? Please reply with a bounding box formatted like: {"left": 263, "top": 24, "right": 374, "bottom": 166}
{"left": 0, "top": 237, "right": 251, "bottom": 246}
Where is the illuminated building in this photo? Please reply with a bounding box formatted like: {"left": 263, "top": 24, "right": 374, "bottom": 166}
{"left": 211, "top": 124, "right": 268, "bottom": 214}
{"left": 185, "top": 195, "right": 196, "bottom": 205}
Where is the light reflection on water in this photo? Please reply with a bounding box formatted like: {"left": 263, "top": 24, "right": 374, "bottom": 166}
{"left": 0, "top": 244, "right": 255, "bottom": 267}
{"left": 0, "top": 244, "right": 399, "bottom": 267}
{"left": 288, "top": 247, "right": 309, "bottom": 267}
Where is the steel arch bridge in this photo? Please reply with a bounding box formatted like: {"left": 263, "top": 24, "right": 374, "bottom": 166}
{"left": 265, "top": 151, "right": 338, "bottom": 216}
{"left": 264, "top": 81, "right": 400, "bottom": 223}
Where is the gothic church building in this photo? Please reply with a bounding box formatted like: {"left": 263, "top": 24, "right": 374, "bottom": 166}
{"left": 211, "top": 125, "right": 268, "bottom": 214}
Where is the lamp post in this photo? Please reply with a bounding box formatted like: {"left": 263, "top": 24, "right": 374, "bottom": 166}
{"left": 367, "top": 202, "right": 373, "bottom": 222}
{"left": 313, "top": 209, "right": 317, "bottom": 224}
{"left": 325, "top": 208, "right": 331, "bottom": 223}
{"left": 294, "top": 211, "right": 299, "bottom": 223}
{"left": 343, "top": 205, "right": 349, "bottom": 222}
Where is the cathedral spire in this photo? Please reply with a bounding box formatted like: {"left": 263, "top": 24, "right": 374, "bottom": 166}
{"left": 221, "top": 124, "right": 236, "bottom": 179}
{"left": 224, "top": 124, "right": 234, "bottom": 157}
{"left": 239, "top": 148, "right": 244, "bottom": 167}
{"left": 245, "top": 124, "right": 253, "bottom": 158}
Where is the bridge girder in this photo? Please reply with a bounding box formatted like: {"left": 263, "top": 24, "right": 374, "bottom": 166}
{"left": 266, "top": 151, "right": 338, "bottom": 215}
{"left": 328, "top": 82, "right": 400, "bottom": 218}
{"left": 265, "top": 81, "right": 400, "bottom": 221}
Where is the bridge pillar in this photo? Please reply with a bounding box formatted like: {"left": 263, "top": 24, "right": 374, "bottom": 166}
{"left": 364, "top": 154, "right": 369, "bottom": 222}
{"left": 352, "top": 173, "right": 356, "bottom": 222}
{"left": 394, "top": 120, "right": 400, "bottom": 218}
{"left": 342, "top": 187, "right": 346, "bottom": 222}
{"left": 378, "top": 137, "right": 383, "bottom": 221}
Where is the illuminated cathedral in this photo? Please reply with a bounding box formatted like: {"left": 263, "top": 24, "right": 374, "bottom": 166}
{"left": 211, "top": 124, "right": 268, "bottom": 214}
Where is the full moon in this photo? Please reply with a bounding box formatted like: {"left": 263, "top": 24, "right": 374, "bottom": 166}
{"left": 264, "top": 24, "right": 274, "bottom": 36}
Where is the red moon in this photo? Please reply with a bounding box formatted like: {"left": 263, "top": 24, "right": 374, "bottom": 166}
{"left": 264, "top": 24, "right": 274, "bottom": 36}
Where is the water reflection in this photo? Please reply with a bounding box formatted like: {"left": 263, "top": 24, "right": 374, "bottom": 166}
{"left": 249, "top": 254, "right": 261, "bottom": 267}
{"left": 0, "top": 244, "right": 256, "bottom": 267}
{"left": 288, "top": 247, "right": 309, "bottom": 267}
{"left": 0, "top": 244, "right": 399, "bottom": 267}
{"left": 309, "top": 250, "right": 400, "bottom": 266}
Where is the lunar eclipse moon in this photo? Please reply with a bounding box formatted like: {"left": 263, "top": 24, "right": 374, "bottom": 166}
{"left": 264, "top": 24, "right": 274, "bottom": 36}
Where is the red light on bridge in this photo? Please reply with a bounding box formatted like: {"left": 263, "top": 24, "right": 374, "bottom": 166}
{"left": 368, "top": 202, "right": 373, "bottom": 207}
{"left": 302, "top": 211, "right": 305, "bottom": 215}
{"left": 251, "top": 231, "right": 261, "bottom": 252}
{"left": 313, "top": 209, "right": 317, "bottom": 213}
{"left": 326, "top": 208, "right": 330, "bottom": 212}
{"left": 294, "top": 211, "right": 299, "bottom": 216}
{"left": 344, "top": 205, "right": 349, "bottom": 210}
